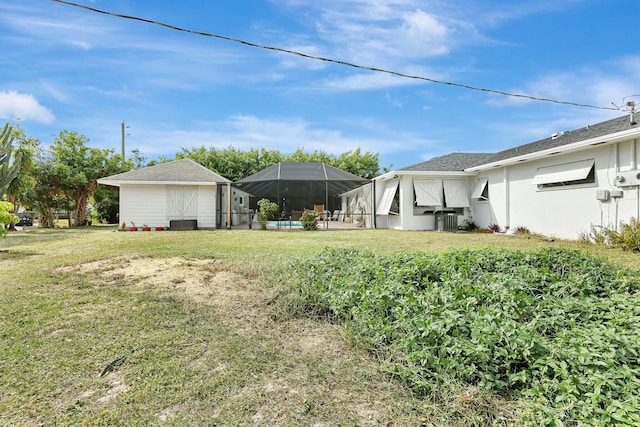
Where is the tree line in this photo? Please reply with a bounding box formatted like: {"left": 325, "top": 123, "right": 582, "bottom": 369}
{"left": 1, "top": 123, "right": 384, "bottom": 229}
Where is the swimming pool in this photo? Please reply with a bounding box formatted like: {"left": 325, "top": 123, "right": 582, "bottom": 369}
{"left": 267, "top": 220, "right": 303, "bottom": 227}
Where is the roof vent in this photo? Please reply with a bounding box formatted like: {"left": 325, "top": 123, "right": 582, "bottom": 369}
{"left": 628, "top": 101, "right": 637, "bottom": 126}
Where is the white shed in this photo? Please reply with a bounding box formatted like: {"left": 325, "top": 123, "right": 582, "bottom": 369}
{"left": 98, "top": 159, "right": 232, "bottom": 230}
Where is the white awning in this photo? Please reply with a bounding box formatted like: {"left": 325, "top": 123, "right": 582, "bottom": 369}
{"left": 376, "top": 180, "right": 399, "bottom": 215}
{"left": 413, "top": 179, "right": 442, "bottom": 206}
{"left": 532, "top": 159, "right": 595, "bottom": 185}
{"left": 471, "top": 177, "right": 489, "bottom": 199}
{"left": 443, "top": 179, "right": 470, "bottom": 208}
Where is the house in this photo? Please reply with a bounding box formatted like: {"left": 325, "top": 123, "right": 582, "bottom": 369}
{"left": 98, "top": 159, "right": 237, "bottom": 230}
{"left": 355, "top": 113, "right": 640, "bottom": 239}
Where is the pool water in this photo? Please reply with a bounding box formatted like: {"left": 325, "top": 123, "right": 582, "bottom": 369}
{"left": 268, "top": 220, "right": 303, "bottom": 227}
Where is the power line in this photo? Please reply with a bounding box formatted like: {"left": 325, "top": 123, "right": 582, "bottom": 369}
{"left": 52, "top": 0, "right": 620, "bottom": 112}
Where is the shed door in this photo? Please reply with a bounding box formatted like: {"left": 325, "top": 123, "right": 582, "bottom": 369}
{"left": 167, "top": 186, "right": 198, "bottom": 219}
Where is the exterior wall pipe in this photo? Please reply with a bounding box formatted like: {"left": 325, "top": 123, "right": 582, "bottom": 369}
{"left": 613, "top": 142, "right": 624, "bottom": 231}
{"left": 227, "top": 183, "right": 232, "bottom": 229}
{"left": 504, "top": 166, "right": 510, "bottom": 230}
{"left": 372, "top": 180, "right": 377, "bottom": 228}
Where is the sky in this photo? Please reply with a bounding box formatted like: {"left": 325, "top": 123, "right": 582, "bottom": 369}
{"left": 1, "top": 0, "right": 639, "bottom": 172}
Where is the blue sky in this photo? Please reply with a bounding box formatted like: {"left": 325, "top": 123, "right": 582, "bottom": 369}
{"left": 1, "top": 0, "right": 638, "bottom": 171}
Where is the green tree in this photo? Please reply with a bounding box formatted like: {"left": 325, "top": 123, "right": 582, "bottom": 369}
{"left": 177, "top": 146, "right": 283, "bottom": 182}
{"left": 31, "top": 148, "right": 63, "bottom": 228}
{"left": 177, "top": 146, "right": 380, "bottom": 180}
{"left": 50, "top": 130, "right": 124, "bottom": 226}
{"left": 0, "top": 201, "right": 16, "bottom": 237}
{"left": 335, "top": 148, "right": 381, "bottom": 179}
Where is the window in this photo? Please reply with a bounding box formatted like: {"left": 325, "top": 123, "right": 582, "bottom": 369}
{"left": 471, "top": 177, "right": 489, "bottom": 201}
{"left": 442, "top": 180, "right": 470, "bottom": 208}
{"left": 413, "top": 179, "right": 443, "bottom": 206}
{"left": 532, "top": 159, "right": 595, "bottom": 189}
{"left": 376, "top": 180, "right": 399, "bottom": 215}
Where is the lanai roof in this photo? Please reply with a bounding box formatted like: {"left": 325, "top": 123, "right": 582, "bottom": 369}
{"left": 98, "top": 159, "right": 231, "bottom": 187}
{"left": 233, "top": 162, "right": 369, "bottom": 197}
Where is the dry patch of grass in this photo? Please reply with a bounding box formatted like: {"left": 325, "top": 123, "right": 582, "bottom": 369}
{"left": 29, "top": 255, "right": 425, "bottom": 426}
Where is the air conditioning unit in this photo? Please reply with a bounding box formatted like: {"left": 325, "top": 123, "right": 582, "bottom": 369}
{"left": 435, "top": 214, "right": 458, "bottom": 232}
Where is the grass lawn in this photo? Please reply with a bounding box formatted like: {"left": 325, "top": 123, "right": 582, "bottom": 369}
{"left": 0, "top": 227, "right": 637, "bottom": 426}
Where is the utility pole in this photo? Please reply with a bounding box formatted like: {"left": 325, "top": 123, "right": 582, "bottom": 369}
{"left": 121, "top": 120, "right": 126, "bottom": 160}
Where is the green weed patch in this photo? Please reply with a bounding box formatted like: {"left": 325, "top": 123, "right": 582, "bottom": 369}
{"left": 289, "top": 247, "right": 640, "bottom": 425}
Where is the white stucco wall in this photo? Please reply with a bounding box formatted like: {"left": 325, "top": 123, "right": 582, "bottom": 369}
{"left": 119, "top": 184, "right": 218, "bottom": 229}
{"left": 472, "top": 139, "right": 640, "bottom": 240}
{"left": 196, "top": 186, "right": 217, "bottom": 228}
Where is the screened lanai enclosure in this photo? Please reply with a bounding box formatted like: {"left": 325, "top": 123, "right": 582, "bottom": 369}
{"left": 233, "top": 162, "right": 369, "bottom": 219}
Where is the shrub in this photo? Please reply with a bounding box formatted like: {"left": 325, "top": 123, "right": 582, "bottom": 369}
{"left": 488, "top": 223, "right": 501, "bottom": 233}
{"left": 514, "top": 225, "right": 530, "bottom": 234}
{"left": 604, "top": 217, "right": 640, "bottom": 252}
{"left": 462, "top": 218, "right": 478, "bottom": 231}
{"left": 300, "top": 209, "right": 318, "bottom": 231}
{"left": 579, "top": 224, "right": 609, "bottom": 246}
{"left": 256, "top": 198, "right": 278, "bottom": 230}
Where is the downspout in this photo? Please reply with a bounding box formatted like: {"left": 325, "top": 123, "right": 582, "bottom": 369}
{"left": 615, "top": 143, "right": 619, "bottom": 230}
{"left": 632, "top": 139, "right": 639, "bottom": 220}
{"left": 372, "top": 180, "right": 377, "bottom": 228}
{"left": 227, "top": 183, "right": 232, "bottom": 229}
{"left": 504, "top": 167, "right": 510, "bottom": 230}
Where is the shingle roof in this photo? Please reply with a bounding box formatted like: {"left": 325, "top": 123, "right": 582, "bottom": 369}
{"left": 398, "top": 152, "right": 495, "bottom": 172}
{"left": 99, "top": 159, "right": 231, "bottom": 185}
{"left": 398, "top": 114, "right": 639, "bottom": 173}
{"left": 480, "top": 114, "right": 639, "bottom": 165}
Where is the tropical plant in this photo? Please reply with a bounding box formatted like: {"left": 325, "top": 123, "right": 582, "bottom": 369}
{"left": 488, "top": 223, "right": 501, "bottom": 233}
{"left": 604, "top": 217, "right": 640, "bottom": 251}
{"left": 4, "top": 123, "right": 37, "bottom": 231}
{"left": 300, "top": 209, "right": 318, "bottom": 230}
{"left": 0, "top": 123, "right": 23, "bottom": 197}
{"left": 257, "top": 198, "right": 278, "bottom": 230}
{"left": 461, "top": 218, "right": 478, "bottom": 231}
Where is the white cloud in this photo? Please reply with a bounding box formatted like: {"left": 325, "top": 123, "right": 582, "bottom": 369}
{"left": 126, "top": 114, "right": 436, "bottom": 160}
{"left": 71, "top": 40, "right": 91, "bottom": 50}
{"left": 483, "top": 55, "right": 640, "bottom": 119}
{"left": 0, "top": 91, "right": 55, "bottom": 124}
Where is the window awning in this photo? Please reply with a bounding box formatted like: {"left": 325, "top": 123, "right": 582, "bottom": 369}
{"left": 414, "top": 179, "right": 442, "bottom": 206}
{"left": 443, "top": 180, "right": 470, "bottom": 208}
{"left": 471, "top": 177, "right": 488, "bottom": 199}
{"left": 376, "top": 180, "right": 399, "bottom": 215}
{"left": 532, "top": 159, "right": 595, "bottom": 185}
